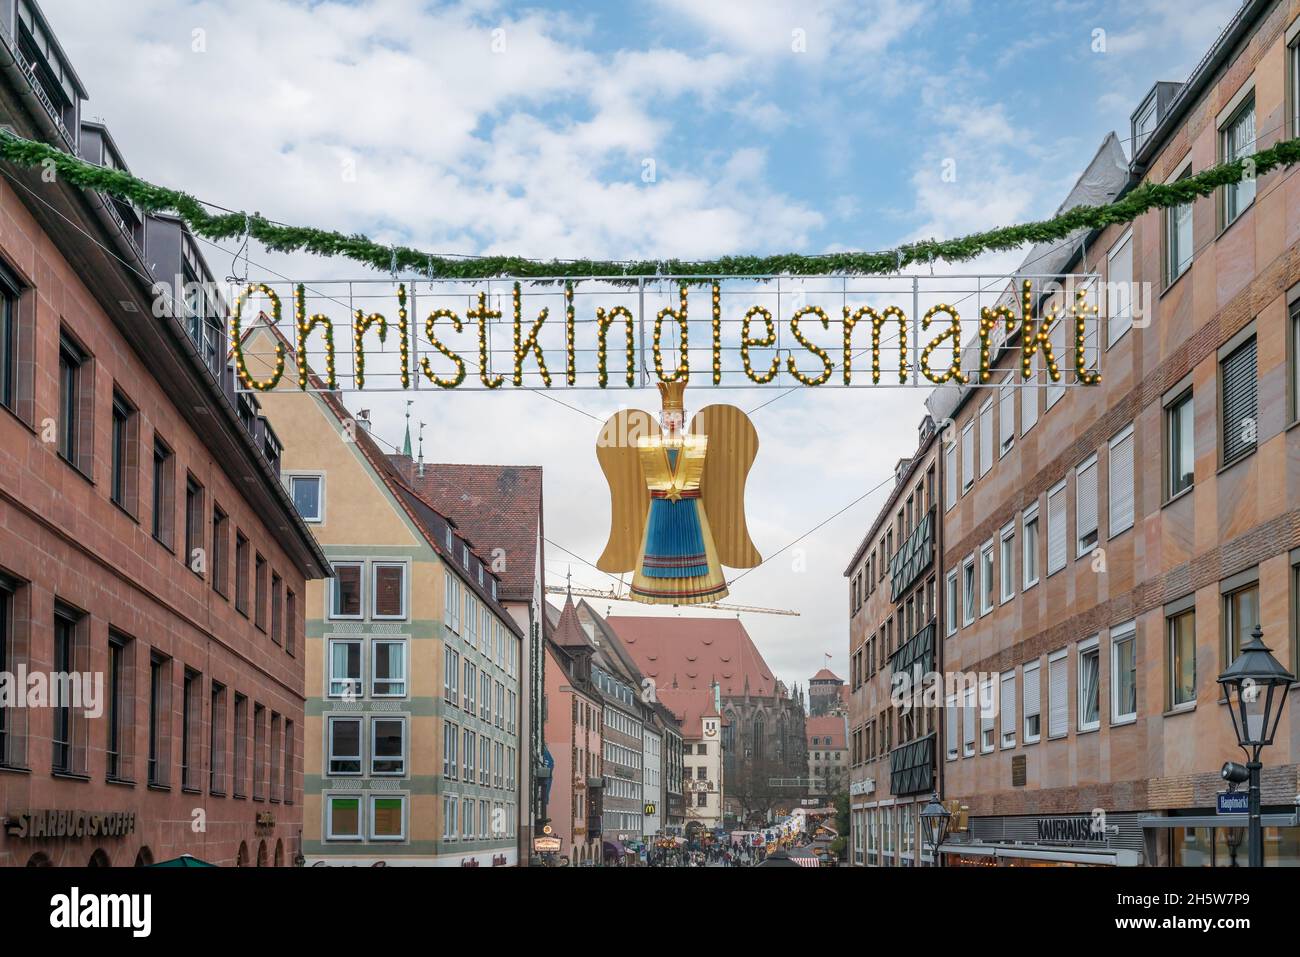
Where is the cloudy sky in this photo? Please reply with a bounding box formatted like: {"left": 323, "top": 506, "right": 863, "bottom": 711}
{"left": 48, "top": 0, "right": 1241, "bottom": 691}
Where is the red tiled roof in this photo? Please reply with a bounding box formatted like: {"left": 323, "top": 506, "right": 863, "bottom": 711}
{"left": 551, "top": 592, "right": 590, "bottom": 649}
{"left": 605, "top": 615, "right": 781, "bottom": 699}
{"left": 805, "top": 715, "right": 847, "bottom": 749}
{"left": 655, "top": 686, "right": 719, "bottom": 739}
{"left": 402, "top": 462, "right": 542, "bottom": 603}
{"left": 811, "top": 668, "right": 841, "bottom": 682}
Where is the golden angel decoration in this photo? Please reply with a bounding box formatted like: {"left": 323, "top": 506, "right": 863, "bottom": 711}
{"left": 596, "top": 381, "right": 761, "bottom": 605}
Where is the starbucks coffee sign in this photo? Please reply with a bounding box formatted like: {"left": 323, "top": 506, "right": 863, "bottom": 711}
{"left": 5, "top": 810, "right": 136, "bottom": 840}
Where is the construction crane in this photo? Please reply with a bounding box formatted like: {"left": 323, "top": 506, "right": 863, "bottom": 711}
{"left": 545, "top": 584, "right": 800, "bottom": 617}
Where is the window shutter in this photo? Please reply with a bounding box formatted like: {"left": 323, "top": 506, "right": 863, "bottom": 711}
{"left": 961, "top": 424, "right": 974, "bottom": 489}
{"left": 980, "top": 678, "right": 994, "bottom": 739}
{"left": 1076, "top": 458, "right": 1098, "bottom": 552}
{"left": 1022, "top": 368, "right": 1039, "bottom": 432}
{"left": 1048, "top": 655, "right": 1068, "bottom": 738}
{"left": 1000, "top": 672, "right": 1016, "bottom": 739}
{"left": 945, "top": 698, "right": 958, "bottom": 758}
{"left": 945, "top": 443, "right": 956, "bottom": 508}
{"left": 1107, "top": 232, "right": 1133, "bottom": 346}
{"left": 1047, "top": 483, "right": 1066, "bottom": 573}
{"left": 979, "top": 401, "right": 993, "bottom": 475}
{"left": 1023, "top": 666, "right": 1040, "bottom": 722}
{"left": 1220, "top": 338, "right": 1257, "bottom": 465}
{"left": 1108, "top": 426, "right": 1135, "bottom": 535}
{"left": 999, "top": 382, "right": 1015, "bottom": 451}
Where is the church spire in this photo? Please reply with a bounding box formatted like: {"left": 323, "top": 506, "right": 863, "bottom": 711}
{"left": 402, "top": 400, "right": 413, "bottom": 456}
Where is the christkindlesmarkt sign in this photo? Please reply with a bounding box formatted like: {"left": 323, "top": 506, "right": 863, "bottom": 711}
{"left": 227, "top": 274, "right": 1107, "bottom": 393}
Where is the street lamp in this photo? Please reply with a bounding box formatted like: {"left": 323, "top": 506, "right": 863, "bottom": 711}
{"left": 1216, "top": 624, "right": 1295, "bottom": 868}
{"left": 919, "top": 793, "right": 951, "bottom": 868}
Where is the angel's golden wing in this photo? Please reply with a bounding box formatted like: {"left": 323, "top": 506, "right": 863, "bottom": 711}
{"left": 690, "top": 404, "right": 761, "bottom": 569}
{"left": 595, "top": 408, "right": 659, "bottom": 573}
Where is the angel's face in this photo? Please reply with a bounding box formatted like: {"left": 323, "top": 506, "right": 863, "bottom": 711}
{"left": 662, "top": 410, "right": 684, "bottom": 435}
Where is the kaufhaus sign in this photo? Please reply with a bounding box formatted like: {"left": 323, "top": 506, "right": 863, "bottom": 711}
{"left": 4, "top": 810, "right": 137, "bottom": 840}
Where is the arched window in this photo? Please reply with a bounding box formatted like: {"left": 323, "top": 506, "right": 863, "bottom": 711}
{"left": 88, "top": 848, "right": 111, "bottom": 867}
{"left": 257, "top": 840, "right": 268, "bottom": 867}
{"left": 753, "top": 715, "right": 765, "bottom": 762}
{"left": 25, "top": 852, "right": 51, "bottom": 867}
{"left": 134, "top": 846, "right": 154, "bottom": 867}
{"left": 236, "top": 841, "right": 249, "bottom": 867}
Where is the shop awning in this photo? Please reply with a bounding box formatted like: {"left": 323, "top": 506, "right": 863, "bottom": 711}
{"left": 149, "top": 854, "right": 216, "bottom": 868}
{"left": 939, "top": 842, "right": 1140, "bottom": 866}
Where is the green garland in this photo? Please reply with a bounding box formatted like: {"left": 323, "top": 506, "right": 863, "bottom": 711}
{"left": 2, "top": 127, "right": 1297, "bottom": 283}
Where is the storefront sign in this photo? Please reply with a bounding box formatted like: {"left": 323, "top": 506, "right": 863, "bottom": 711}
{"left": 533, "top": 836, "right": 562, "bottom": 852}
{"left": 1035, "top": 816, "right": 1105, "bottom": 844}
{"left": 1216, "top": 791, "right": 1249, "bottom": 814}
{"left": 4, "top": 810, "right": 136, "bottom": 840}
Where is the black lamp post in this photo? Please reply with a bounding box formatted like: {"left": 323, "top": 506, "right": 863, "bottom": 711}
{"left": 919, "top": 793, "right": 951, "bottom": 868}
{"left": 1216, "top": 624, "right": 1295, "bottom": 868}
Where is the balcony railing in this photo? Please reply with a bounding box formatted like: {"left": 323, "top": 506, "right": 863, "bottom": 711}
{"left": 889, "top": 733, "right": 935, "bottom": 797}
{"left": 889, "top": 618, "right": 936, "bottom": 678}
{"left": 888, "top": 507, "right": 934, "bottom": 602}
{"left": 0, "top": 18, "right": 75, "bottom": 151}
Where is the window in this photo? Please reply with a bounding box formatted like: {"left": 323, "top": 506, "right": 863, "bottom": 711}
{"left": 110, "top": 390, "right": 138, "bottom": 513}
{"left": 331, "top": 561, "right": 363, "bottom": 619}
{"left": 960, "top": 422, "right": 974, "bottom": 492}
{"left": 980, "top": 676, "right": 995, "bottom": 753}
{"left": 464, "top": 661, "right": 476, "bottom": 714}
{"left": 289, "top": 474, "right": 322, "bottom": 522}
{"left": 443, "top": 721, "right": 459, "bottom": 778}
{"left": 944, "top": 571, "right": 958, "bottom": 637}
{"left": 1047, "top": 650, "right": 1068, "bottom": 739}
{"left": 998, "top": 376, "right": 1015, "bottom": 455}
{"left": 328, "top": 716, "right": 362, "bottom": 775}
{"left": 269, "top": 713, "right": 282, "bottom": 802}
{"left": 1046, "top": 481, "right": 1066, "bottom": 575}
{"left": 444, "top": 645, "right": 460, "bottom": 706}
{"left": 253, "top": 704, "right": 266, "bottom": 800}
{"left": 1224, "top": 580, "right": 1259, "bottom": 665}
{"left": 50, "top": 607, "right": 85, "bottom": 776}
{"left": 1221, "top": 94, "right": 1256, "bottom": 226}
{"left": 254, "top": 553, "right": 267, "bottom": 631}
{"left": 444, "top": 573, "right": 462, "bottom": 633}
{"left": 462, "top": 797, "right": 474, "bottom": 837}
{"left": 480, "top": 736, "right": 490, "bottom": 785}
{"left": 203, "top": 681, "right": 226, "bottom": 798}
{"left": 1111, "top": 622, "right": 1137, "bottom": 723}
{"left": 371, "top": 717, "right": 406, "bottom": 775}
{"left": 234, "top": 531, "right": 250, "bottom": 615}
{"left": 1166, "top": 391, "right": 1194, "bottom": 498}
{"left": 271, "top": 572, "right": 283, "bottom": 644}
{"left": 182, "top": 668, "right": 200, "bottom": 791}
{"left": 1292, "top": 33, "right": 1300, "bottom": 138}
{"left": 944, "top": 440, "right": 956, "bottom": 510}
{"left": 1023, "top": 504, "right": 1040, "bottom": 588}
{"left": 106, "top": 632, "right": 132, "bottom": 781}
{"left": 373, "top": 563, "right": 406, "bottom": 619}
{"left": 373, "top": 640, "right": 407, "bottom": 697}
{"left": 979, "top": 541, "right": 994, "bottom": 616}
{"left": 283, "top": 719, "right": 294, "bottom": 804}
{"left": 185, "top": 477, "right": 204, "bottom": 575}
{"left": 370, "top": 795, "right": 405, "bottom": 840}
{"left": 463, "top": 728, "right": 475, "bottom": 780}
{"left": 148, "top": 652, "right": 171, "bottom": 787}
{"left": 1023, "top": 662, "right": 1041, "bottom": 743}
{"left": 152, "top": 438, "right": 175, "bottom": 548}
{"left": 233, "top": 693, "right": 248, "bottom": 798}
{"left": 1220, "top": 334, "right": 1257, "bottom": 467}
{"left": 329, "top": 639, "right": 361, "bottom": 698}
{"left": 481, "top": 672, "right": 492, "bottom": 721}
{"left": 326, "top": 796, "right": 362, "bottom": 841}
{"left": 978, "top": 399, "right": 993, "bottom": 476}
{"left": 999, "top": 524, "right": 1015, "bottom": 603}
{"left": 1168, "top": 607, "right": 1197, "bottom": 708}
{"left": 211, "top": 505, "right": 229, "bottom": 596}
{"left": 1108, "top": 425, "right": 1135, "bottom": 536}
{"left": 961, "top": 556, "right": 975, "bottom": 626}
{"left": 961, "top": 685, "right": 976, "bottom": 757}
{"left": 1076, "top": 638, "right": 1100, "bottom": 731}
{"left": 1075, "top": 454, "right": 1099, "bottom": 556}
{"left": 57, "top": 332, "right": 90, "bottom": 472}
{"left": 999, "top": 672, "right": 1016, "bottom": 748}
{"left": 1166, "top": 168, "right": 1194, "bottom": 283}
{"left": 1291, "top": 301, "right": 1300, "bottom": 424}
{"left": 1106, "top": 230, "right": 1134, "bottom": 346}
{"left": 0, "top": 268, "right": 17, "bottom": 413}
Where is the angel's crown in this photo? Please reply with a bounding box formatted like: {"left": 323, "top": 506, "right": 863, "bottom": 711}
{"left": 657, "top": 379, "right": 687, "bottom": 412}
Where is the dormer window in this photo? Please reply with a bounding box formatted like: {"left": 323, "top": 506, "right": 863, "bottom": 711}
{"left": 462, "top": 544, "right": 470, "bottom": 567}
{"left": 1132, "top": 98, "right": 1158, "bottom": 154}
